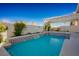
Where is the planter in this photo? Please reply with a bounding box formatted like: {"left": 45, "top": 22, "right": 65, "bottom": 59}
{"left": 0, "top": 31, "right": 7, "bottom": 46}
{"left": 0, "top": 34, "right": 3, "bottom": 43}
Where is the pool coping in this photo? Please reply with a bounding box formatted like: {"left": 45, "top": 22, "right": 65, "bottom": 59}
{"left": 60, "top": 32, "right": 79, "bottom": 56}
{"left": 8, "top": 31, "right": 70, "bottom": 44}
{"left": 0, "top": 47, "right": 10, "bottom": 56}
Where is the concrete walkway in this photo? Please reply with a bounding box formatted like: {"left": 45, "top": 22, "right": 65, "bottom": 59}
{"left": 0, "top": 47, "right": 10, "bottom": 56}
{"left": 60, "top": 33, "right": 79, "bottom": 56}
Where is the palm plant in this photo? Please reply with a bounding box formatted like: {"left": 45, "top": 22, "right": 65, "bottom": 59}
{"left": 43, "top": 22, "right": 51, "bottom": 31}
{"left": 14, "top": 21, "right": 26, "bottom": 36}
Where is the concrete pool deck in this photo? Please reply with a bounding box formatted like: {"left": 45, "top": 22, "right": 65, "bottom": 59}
{"left": 0, "top": 47, "right": 10, "bottom": 56}
{"left": 60, "top": 32, "right": 79, "bottom": 56}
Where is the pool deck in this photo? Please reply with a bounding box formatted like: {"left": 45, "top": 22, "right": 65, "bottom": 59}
{"left": 60, "top": 32, "right": 79, "bottom": 56}
{"left": 0, "top": 47, "right": 10, "bottom": 56}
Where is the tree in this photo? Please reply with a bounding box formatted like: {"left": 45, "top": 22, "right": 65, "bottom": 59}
{"left": 14, "top": 21, "right": 26, "bottom": 36}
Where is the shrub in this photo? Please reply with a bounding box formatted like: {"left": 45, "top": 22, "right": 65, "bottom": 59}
{"left": 14, "top": 22, "right": 26, "bottom": 36}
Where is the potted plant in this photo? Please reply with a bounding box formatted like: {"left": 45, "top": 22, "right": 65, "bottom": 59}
{"left": 0, "top": 23, "right": 8, "bottom": 44}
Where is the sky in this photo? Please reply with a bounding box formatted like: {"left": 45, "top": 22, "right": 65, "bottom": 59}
{"left": 0, "top": 3, "right": 77, "bottom": 26}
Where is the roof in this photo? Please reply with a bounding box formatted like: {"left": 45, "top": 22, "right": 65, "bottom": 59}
{"left": 44, "top": 4, "right": 79, "bottom": 23}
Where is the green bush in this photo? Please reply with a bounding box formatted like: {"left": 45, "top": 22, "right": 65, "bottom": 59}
{"left": 14, "top": 22, "right": 26, "bottom": 36}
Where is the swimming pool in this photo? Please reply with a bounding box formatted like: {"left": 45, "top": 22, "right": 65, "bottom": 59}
{"left": 6, "top": 34, "right": 65, "bottom": 56}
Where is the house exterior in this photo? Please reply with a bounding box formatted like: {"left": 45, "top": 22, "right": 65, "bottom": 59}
{"left": 44, "top": 4, "right": 79, "bottom": 32}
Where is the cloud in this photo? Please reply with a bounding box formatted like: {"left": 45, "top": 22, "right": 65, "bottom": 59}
{"left": 1, "top": 19, "right": 13, "bottom": 24}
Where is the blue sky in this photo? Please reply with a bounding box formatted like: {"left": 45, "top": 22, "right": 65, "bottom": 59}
{"left": 0, "top": 3, "right": 77, "bottom": 25}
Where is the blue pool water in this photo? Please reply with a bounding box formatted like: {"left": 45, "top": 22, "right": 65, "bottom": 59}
{"left": 6, "top": 35, "right": 64, "bottom": 56}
